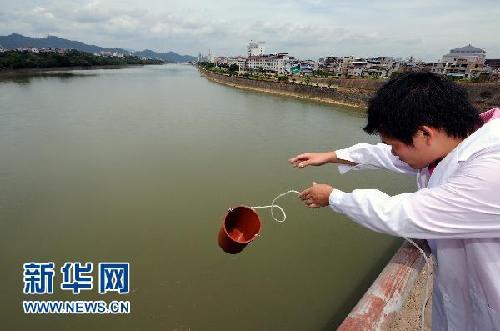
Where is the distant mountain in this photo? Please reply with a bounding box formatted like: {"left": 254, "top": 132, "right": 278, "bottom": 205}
{"left": 0, "top": 33, "right": 196, "bottom": 63}
{"left": 0, "top": 33, "right": 126, "bottom": 53}
{"left": 133, "top": 49, "right": 195, "bottom": 63}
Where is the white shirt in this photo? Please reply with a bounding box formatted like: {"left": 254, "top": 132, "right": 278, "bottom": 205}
{"left": 329, "top": 115, "right": 500, "bottom": 330}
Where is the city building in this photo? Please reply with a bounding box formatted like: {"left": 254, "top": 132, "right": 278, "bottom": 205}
{"left": 442, "top": 44, "right": 486, "bottom": 64}
{"left": 204, "top": 41, "right": 498, "bottom": 81}
{"left": 441, "top": 45, "right": 490, "bottom": 79}
{"left": 197, "top": 50, "right": 214, "bottom": 63}
{"left": 318, "top": 56, "right": 344, "bottom": 76}
{"left": 226, "top": 57, "right": 247, "bottom": 71}
{"left": 247, "top": 41, "right": 265, "bottom": 57}
{"left": 423, "top": 62, "right": 446, "bottom": 75}
{"left": 246, "top": 53, "right": 290, "bottom": 74}
{"left": 347, "top": 58, "right": 368, "bottom": 77}
{"left": 486, "top": 59, "right": 500, "bottom": 70}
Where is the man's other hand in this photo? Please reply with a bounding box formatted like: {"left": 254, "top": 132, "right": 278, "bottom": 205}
{"left": 288, "top": 152, "right": 336, "bottom": 168}
{"left": 299, "top": 182, "right": 334, "bottom": 208}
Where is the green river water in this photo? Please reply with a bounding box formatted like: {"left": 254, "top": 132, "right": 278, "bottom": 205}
{"left": 0, "top": 64, "right": 416, "bottom": 330}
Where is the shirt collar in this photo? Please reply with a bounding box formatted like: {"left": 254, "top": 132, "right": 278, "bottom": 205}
{"left": 456, "top": 118, "right": 500, "bottom": 162}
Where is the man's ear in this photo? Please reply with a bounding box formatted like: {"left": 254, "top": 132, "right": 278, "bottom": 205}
{"left": 418, "top": 125, "right": 436, "bottom": 145}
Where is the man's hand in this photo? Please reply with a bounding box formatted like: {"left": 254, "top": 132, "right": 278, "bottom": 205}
{"left": 288, "top": 152, "right": 337, "bottom": 168}
{"left": 299, "top": 182, "right": 334, "bottom": 208}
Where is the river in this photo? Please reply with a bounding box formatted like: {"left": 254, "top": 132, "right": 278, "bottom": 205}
{"left": 0, "top": 64, "right": 416, "bottom": 330}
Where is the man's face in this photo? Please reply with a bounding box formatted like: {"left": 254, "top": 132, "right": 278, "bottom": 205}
{"left": 381, "top": 132, "right": 435, "bottom": 169}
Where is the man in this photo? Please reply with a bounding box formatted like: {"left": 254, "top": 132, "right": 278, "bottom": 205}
{"left": 289, "top": 72, "right": 500, "bottom": 330}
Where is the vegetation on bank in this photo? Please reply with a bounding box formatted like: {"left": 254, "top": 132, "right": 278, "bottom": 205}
{"left": 198, "top": 61, "right": 493, "bottom": 85}
{"left": 0, "top": 49, "right": 164, "bottom": 70}
{"left": 198, "top": 62, "right": 326, "bottom": 86}
{"left": 198, "top": 62, "right": 392, "bottom": 89}
{"left": 199, "top": 63, "right": 500, "bottom": 111}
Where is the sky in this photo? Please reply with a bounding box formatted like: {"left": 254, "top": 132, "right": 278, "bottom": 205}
{"left": 0, "top": 0, "right": 499, "bottom": 61}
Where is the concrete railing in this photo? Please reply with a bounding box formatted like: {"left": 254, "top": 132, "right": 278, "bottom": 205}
{"left": 338, "top": 240, "right": 430, "bottom": 330}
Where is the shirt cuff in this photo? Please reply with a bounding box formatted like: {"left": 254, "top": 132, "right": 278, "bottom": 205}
{"left": 329, "top": 188, "right": 347, "bottom": 213}
{"left": 335, "top": 148, "right": 358, "bottom": 174}
{"left": 335, "top": 148, "right": 355, "bottom": 162}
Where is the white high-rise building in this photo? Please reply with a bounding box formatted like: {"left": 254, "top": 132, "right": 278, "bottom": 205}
{"left": 247, "top": 41, "right": 265, "bottom": 57}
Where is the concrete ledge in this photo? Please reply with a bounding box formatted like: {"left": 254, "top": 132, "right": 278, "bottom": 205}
{"left": 338, "top": 240, "right": 431, "bottom": 331}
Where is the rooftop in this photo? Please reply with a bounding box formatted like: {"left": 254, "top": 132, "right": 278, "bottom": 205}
{"left": 448, "top": 44, "right": 485, "bottom": 54}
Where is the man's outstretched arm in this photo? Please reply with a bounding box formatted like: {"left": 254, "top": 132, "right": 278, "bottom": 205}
{"left": 289, "top": 143, "right": 418, "bottom": 175}
{"left": 334, "top": 143, "right": 418, "bottom": 175}
{"left": 288, "top": 151, "right": 356, "bottom": 168}
{"left": 351, "top": 167, "right": 500, "bottom": 239}
{"left": 300, "top": 149, "right": 500, "bottom": 239}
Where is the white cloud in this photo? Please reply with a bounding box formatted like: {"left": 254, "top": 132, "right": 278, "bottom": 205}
{"left": 32, "top": 7, "right": 55, "bottom": 20}
{"left": 0, "top": 0, "right": 498, "bottom": 59}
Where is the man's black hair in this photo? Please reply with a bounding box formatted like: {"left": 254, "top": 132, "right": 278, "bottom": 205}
{"left": 363, "top": 72, "right": 482, "bottom": 145}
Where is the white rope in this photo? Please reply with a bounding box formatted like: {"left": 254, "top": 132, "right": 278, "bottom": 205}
{"left": 248, "top": 189, "right": 431, "bottom": 331}
{"left": 250, "top": 190, "right": 300, "bottom": 223}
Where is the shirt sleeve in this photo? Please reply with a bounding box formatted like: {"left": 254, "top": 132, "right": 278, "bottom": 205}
{"left": 335, "top": 143, "right": 418, "bottom": 175}
{"left": 329, "top": 150, "right": 500, "bottom": 239}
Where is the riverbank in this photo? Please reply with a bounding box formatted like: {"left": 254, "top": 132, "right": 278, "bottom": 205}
{"left": 199, "top": 67, "right": 500, "bottom": 112}
{"left": 199, "top": 67, "right": 370, "bottom": 111}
